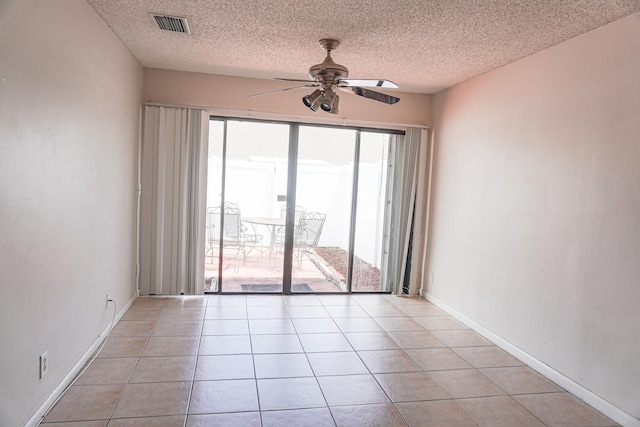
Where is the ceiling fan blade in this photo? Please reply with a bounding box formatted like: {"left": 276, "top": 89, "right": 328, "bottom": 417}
{"left": 339, "top": 86, "right": 400, "bottom": 105}
{"left": 275, "top": 77, "right": 317, "bottom": 83}
{"left": 340, "top": 79, "right": 398, "bottom": 89}
{"left": 248, "top": 84, "right": 318, "bottom": 98}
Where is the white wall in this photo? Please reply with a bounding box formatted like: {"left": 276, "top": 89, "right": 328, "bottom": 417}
{"left": 209, "top": 157, "right": 384, "bottom": 261}
{"left": 0, "top": 1, "right": 142, "bottom": 425}
{"left": 143, "top": 68, "right": 433, "bottom": 128}
{"left": 428, "top": 12, "right": 640, "bottom": 422}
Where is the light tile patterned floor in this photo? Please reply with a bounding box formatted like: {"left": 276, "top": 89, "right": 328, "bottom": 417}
{"left": 41, "top": 294, "right": 620, "bottom": 426}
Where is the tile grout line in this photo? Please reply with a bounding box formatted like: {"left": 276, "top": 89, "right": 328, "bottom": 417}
{"left": 381, "top": 308, "right": 458, "bottom": 427}
{"left": 105, "top": 297, "right": 169, "bottom": 424}
{"left": 290, "top": 295, "right": 336, "bottom": 424}
{"left": 399, "top": 299, "right": 553, "bottom": 427}
{"left": 350, "top": 298, "right": 400, "bottom": 415}
{"left": 182, "top": 298, "right": 208, "bottom": 427}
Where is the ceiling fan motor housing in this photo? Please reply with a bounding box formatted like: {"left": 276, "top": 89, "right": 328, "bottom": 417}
{"left": 308, "top": 39, "right": 349, "bottom": 86}
{"left": 308, "top": 58, "right": 349, "bottom": 83}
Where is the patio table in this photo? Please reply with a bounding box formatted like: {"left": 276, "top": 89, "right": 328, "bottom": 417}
{"left": 243, "top": 217, "right": 287, "bottom": 255}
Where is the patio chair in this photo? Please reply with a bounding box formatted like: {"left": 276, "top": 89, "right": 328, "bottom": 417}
{"left": 274, "top": 204, "right": 307, "bottom": 247}
{"left": 279, "top": 204, "right": 307, "bottom": 223}
{"left": 205, "top": 203, "right": 263, "bottom": 264}
{"left": 291, "top": 212, "right": 326, "bottom": 265}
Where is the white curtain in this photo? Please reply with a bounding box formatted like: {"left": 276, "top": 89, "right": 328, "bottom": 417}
{"left": 139, "top": 106, "right": 208, "bottom": 295}
{"left": 383, "top": 127, "right": 429, "bottom": 295}
{"left": 409, "top": 128, "right": 431, "bottom": 295}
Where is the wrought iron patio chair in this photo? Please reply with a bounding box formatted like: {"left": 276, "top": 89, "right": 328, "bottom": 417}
{"left": 279, "top": 204, "right": 307, "bottom": 223}
{"left": 274, "top": 204, "right": 307, "bottom": 247}
{"left": 205, "top": 203, "right": 263, "bottom": 265}
{"left": 292, "top": 212, "right": 326, "bottom": 265}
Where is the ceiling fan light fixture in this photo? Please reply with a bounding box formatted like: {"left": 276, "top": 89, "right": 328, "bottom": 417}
{"left": 320, "top": 90, "right": 337, "bottom": 112}
{"left": 302, "top": 89, "right": 323, "bottom": 111}
{"left": 328, "top": 94, "right": 339, "bottom": 114}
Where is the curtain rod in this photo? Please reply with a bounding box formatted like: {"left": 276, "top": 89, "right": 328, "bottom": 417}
{"left": 143, "top": 102, "right": 431, "bottom": 131}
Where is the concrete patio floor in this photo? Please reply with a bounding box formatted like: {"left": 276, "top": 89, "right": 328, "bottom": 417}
{"left": 204, "top": 246, "right": 378, "bottom": 293}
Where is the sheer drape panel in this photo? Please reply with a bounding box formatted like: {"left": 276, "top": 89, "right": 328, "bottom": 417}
{"left": 408, "top": 128, "right": 430, "bottom": 295}
{"left": 383, "top": 128, "right": 424, "bottom": 294}
{"left": 139, "top": 106, "right": 208, "bottom": 295}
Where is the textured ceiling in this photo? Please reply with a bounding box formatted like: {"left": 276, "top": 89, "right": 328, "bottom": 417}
{"left": 87, "top": 0, "right": 640, "bottom": 94}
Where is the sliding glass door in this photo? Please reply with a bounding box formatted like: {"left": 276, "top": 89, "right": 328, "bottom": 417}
{"left": 351, "top": 131, "right": 389, "bottom": 292}
{"left": 205, "top": 117, "right": 399, "bottom": 294}
{"left": 205, "top": 120, "right": 290, "bottom": 292}
{"left": 292, "top": 126, "right": 356, "bottom": 292}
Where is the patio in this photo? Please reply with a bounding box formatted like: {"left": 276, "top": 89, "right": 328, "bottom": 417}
{"left": 204, "top": 246, "right": 381, "bottom": 293}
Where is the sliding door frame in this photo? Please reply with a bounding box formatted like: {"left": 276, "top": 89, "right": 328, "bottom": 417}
{"left": 345, "top": 131, "right": 361, "bottom": 292}
{"left": 207, "top": 115, "right": 404, "bottom": 295}
{"left": 282, "top": 123, "right": 299, "bottom": 294}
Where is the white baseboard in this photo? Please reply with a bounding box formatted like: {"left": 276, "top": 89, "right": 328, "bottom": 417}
{"left": 423, "top": 291, "right": 639, "bottom": 427}
{"left": 26, "top": 293, "right": 137, "bottom": 427}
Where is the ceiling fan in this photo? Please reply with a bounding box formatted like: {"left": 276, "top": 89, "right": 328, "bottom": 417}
{"left": 250, "top": 39, "right": 400, "bottom": 114}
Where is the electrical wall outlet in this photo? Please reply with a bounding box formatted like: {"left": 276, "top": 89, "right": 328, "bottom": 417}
{"left": 106, "top": 293, "right": 110, "bottom": 308}
{"left": 39, "top": 351, "right": 48, "bottom": 379}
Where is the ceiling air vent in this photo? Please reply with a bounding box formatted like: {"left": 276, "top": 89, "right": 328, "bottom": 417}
{"left": 151, "top": 14, "right": 191, "bottom": 34}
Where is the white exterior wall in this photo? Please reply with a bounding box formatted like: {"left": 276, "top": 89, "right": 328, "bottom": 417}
{"left": 206, "top": 157, "right": 386, "bottom": 266}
